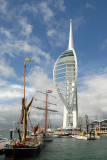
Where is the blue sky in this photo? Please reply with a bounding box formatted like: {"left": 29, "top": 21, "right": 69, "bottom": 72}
{"left": 0, "top": 0, "right": 107, "bottom": 129}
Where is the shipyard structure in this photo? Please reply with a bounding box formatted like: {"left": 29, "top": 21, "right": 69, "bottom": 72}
{"left": 53, "top": 20, "right": 78, "bottom": 129}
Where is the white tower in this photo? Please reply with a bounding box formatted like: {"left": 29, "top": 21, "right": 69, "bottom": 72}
{"left": 53, "top": 20, "right": 78, "bottom": 128}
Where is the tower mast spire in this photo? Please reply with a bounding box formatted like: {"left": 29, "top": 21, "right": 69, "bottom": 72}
{"left": 68, "top": 19, "right": 74, "bottom": 50}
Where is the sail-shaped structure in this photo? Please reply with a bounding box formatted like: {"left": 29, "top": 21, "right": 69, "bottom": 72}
{"left": 53, "top": 20, "right": 78, "bottom": 128}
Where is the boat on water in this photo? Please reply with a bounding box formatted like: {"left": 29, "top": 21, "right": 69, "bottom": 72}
{"left": 4, "top": 58, "right": 42, "bottom": 158}
{"left": 42, "top": 132, "right": 53, "bottom": 142}
{"left": 42, "top": 90, "right": 53, "bottom": 142}
{"left": 0, "top": 135, "right": 8, "bottom": 143}
{"left": 75, "top": 131, "right": 100, "bottom": 140}
{"left": 36, "top": 90, "right": 57, "bottom": 142}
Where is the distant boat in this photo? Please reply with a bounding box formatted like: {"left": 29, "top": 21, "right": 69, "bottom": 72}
{"left": 0, "top": 135, "right": 9, "bottom": 155}
{"left": 0, "top": 135, "right": 8, "bottom": 143}
{"left": 4, "top": 58, "right": 42, "bottom": 158}
{"left": 75, "top": 132, "right": 100, "bottom": 140}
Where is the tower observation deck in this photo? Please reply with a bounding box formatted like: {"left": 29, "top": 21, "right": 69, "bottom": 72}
{"left": 53, "top": 20, "right": 78, "bottom": 128}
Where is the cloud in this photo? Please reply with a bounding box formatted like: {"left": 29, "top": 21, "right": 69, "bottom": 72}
{"left": 47, "top": 29, "right": 56, "bottom": 37}
{"left": 53, "top": 0, "right": 66, "bottom": 11}
{"left": 0, "top": 84, "right": 23, "bottom": 100}
{"left": 18, "top": 17, "right": 33, "bottom": 37}
{"left": 57, "top": 0, "right": 66, "bottom": 11}
{"left": 85, "top": 3, "right": 96, "bottom": 10}
{"left": 46, "top": 19, "right": 69, "bottom": 47}
{"left": 0, "top": 58, "right": 16, "bottom": 78}
{"left": 78, "top": 72, "right": 107, "bottom": 121}
{"left": 0, "top": 26, "right": 50, "bottom": 64}
{"left": 100, "top": 38, "right": 107, "bottom": 50}
{"left": 0, "top": 78, "right": 9, "bottom": 86}
{"left": 73, "top": 17, "right": 85, "bottom": 31}
{"left": 27, "top": 66, "right": 54, "bottom": 91}
{"left": 21, "top": 3, "right": 38, "bottom": 14}
{"left": 39, "top": 1, "right": 54, "bottom": 22}
{"left": 0, "top": 81, "right": 35, "bottom": 103}
{"left": 0, "top": 103, "right": 22, "bottom": 128}
{"left": 1, "top": 65, "right": 107, "bottom": 128}
{"left": 0, "top": 0, "right": 8, "bottom": 14}
{"left": 0, "top": 27, "right": 12, "bottom": 38}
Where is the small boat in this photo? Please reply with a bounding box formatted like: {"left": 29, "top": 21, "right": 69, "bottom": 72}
{"left": 53, "top": 134, "right": 62, "bottom": 138}
{"left": 42, "top": 133, "right": 53, "bottom": 142}
{"left": 75, "top": 135, "right": 88, "bottom": 140}
{"left": 75, "top": 132, "right": 100, "bottom": 140}
{"left": 0, "top": 136, "right": 8, "bottom": 143}
{"left": 4, "top": 58, "right": 42, "bottom": 158}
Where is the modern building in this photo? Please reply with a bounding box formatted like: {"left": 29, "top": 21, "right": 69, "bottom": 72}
{"left": 91, "top": 119, "right": 107, "bottom": 131}
{"left": 53, "top": 20, "right": 78, "bottom": 128}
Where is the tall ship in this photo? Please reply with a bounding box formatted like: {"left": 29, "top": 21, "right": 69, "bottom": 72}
{"left": 4, "top": 58, "right": 41, "bottom": 158}
{"left": 36, "top": 90, "right": 57, "bottom": 141}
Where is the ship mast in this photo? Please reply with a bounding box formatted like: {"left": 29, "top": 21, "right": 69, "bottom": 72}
{"left": 35, "top": 91, "right": 57, "bottom": 134}
{"left": 45, "top": 90, "right": 48, "bottom": 134}
{"left": 22, "top": 58, "right": 31, "bottom": 143}
{"left": 23, "top": 60, "right": 26, "bottom": 143}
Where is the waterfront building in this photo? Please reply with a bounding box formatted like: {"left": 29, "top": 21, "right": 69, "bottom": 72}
{"left": 53, "top": 20, "right": 78, "bottom": 128}
{"left": 92, "top": 119, "right": 107, "bottom": 131}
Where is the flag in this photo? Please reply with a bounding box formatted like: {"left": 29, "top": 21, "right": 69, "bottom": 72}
{"left": 14, "top": 122, "right": 19, "bottom": 124}
{"left": 25, "top": 58, "right": 31, "bottom": 61}
{"left": 47, "top": 90, "right": 53, "bottom": 93}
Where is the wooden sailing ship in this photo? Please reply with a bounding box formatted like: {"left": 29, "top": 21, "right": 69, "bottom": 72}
{"left": 4, "top": 58, "right": 41, "bottom": 158}
{"left": 36, "top": 90, "right": 58, "bottom": 142}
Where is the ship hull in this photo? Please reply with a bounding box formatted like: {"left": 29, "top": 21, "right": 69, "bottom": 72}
{"left": 4, "top": 146, "right": 40, "bottom": 158}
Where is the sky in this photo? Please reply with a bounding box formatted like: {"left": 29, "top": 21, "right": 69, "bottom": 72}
{"left": 0, "top": 0, "right": 107, "bottom": 129}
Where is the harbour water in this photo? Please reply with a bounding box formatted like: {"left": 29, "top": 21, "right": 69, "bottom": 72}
{"left": 0, "top": 130, "right": 107, "bottom": 160}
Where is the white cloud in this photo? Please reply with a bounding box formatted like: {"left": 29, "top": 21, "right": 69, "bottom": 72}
{"left": 46, "top": 20, "right": 68, "bottom": 47}
{"left": 0, "top": 85, "right": 22, "bottom": 100}
{"left": 78, "top": 73, "right": 107, "bottom": 121}
{"left": 85, "top": 3, "right": 96, "bottom": 10}
{"left": 0, "top": 29, "right": 50, "bottom": 63}
{"left": 39, "top": 2, "right": 54, "bottom": 22}
{"left": 0, "top": 0, "right": 7, "bottom": 14}
{"left": 0, "top": 58, "right": 16, "bottom": 78}
{"left": 18, "top": 17, "right": 33, "bottom": 37}
{"left": 0, "top": 78, "right": 9, "bottom": 86}
{"left": 0, "top": 82, "right": 35, "bottom": 102}
{"left": 57, "top": 0, "right": 66, "bottom": 11}
{"left": 1, "top": 66, "right": 107, "bottom": 128}
{"left": 0, "top": 27, "right": 12, "bottom": 38}
{"left": 47, "top": 29, "right": 56, "bottom": 37}
{"left": 53, "top": 0, "right": 66, "bottom": 11}
{"left": 73, "top": 17, "right": 85, "bottom": 31}
{"left": 21, "top": 3, "right": 38, "bottom": 14}
{"left": 27, "top": 66, "right": 54, "bottom": 91}
{"left": 0, "top": 103, "right": 22, "bottom": 127}
{"left": 100, "top": 38, "right": 107, "bottom": 50}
